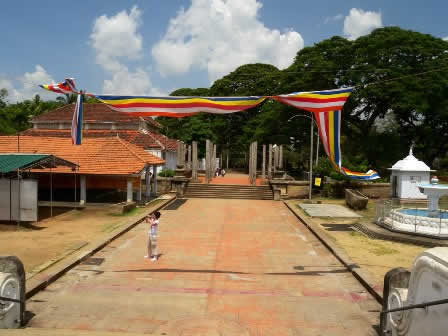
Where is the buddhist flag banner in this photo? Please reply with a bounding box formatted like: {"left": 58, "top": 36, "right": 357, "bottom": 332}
{"left": 313, "top": 110, "right": 380, "bottom": 180}
{"left": 273, "top": 87, "right": 379, "bottom": 180}
{"left": 40, "top": 78, "right": 78, "bottom": 95}
{"left": 94, "top": 95, "right": 267, "bottom": 117}
{"left": 71, "top": 93, "right": 83, "bottom": 145}
{"left": 273, "top": 88, "right": 353, "bottom": 113}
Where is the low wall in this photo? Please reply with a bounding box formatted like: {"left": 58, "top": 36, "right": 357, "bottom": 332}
{"left": 270, "top": 179, "right": 390, "bottom": 200}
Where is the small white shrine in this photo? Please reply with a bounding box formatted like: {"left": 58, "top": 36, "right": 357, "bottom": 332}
{"left": 389, "top": 147, "right": 433, "bottom": 199}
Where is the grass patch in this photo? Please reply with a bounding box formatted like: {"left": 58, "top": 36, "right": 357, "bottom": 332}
{"left": 109, "top": 207, "right": 143, "bottom": 217}
{"left": 369, "top": 245, "right": 399, "bottom": 256}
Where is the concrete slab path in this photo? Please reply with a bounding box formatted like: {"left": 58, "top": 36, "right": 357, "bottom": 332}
{"left": 299, "top": 203, "right": 362, "bottom": 218}
{"left": 25, "top": 199, "right": 379, "bottom": 335}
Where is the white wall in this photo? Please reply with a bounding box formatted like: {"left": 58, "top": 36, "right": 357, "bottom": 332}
{"left": 392, "top": 171, "right": 429, "bottom": 199}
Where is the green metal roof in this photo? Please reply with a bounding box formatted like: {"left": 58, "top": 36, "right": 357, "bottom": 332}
{"left": 0, "top": 154, "right": 78, "bottom": 173}
{"left": 0, "top": 154, "right": 49, "bottom": 173}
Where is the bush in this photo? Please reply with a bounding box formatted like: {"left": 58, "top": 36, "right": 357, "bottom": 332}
{"left": 158, "top": 169, "right": 175, "bottom": 177}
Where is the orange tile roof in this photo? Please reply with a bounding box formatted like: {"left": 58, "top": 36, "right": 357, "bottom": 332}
{"left": 20, "top": 129, "right": 163, "bottom": 149}
{"left": 21, "top": 128, "right": 178, "bottom": 152}
{"left": 0, "top": 136, "right": 164, "bottom": 176}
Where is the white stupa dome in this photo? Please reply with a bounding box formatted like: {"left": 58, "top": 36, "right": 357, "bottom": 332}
{"left": 390, "top": 147, "right": 431, "bottom": 172}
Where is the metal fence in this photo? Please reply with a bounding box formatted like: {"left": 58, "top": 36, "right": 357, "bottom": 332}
{"left": 375, "top": 199, "right": 448, "bottom": 237}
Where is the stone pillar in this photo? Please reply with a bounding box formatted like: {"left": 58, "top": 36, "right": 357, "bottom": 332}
{"left": 80, "top": 175, "right": 86, "bottom": 205}
{"left": 192, "top": 141, "right": 198, "bottom": 181}
{"left": 187, "top": 145, "right": 192, "bottom": 170}
{"left": 145, "top": 165, "right": 151, "bottom": 198}
{"left": 274, "top": 146, "right": 278, "bottom": 173}
{"left": 279, "top": 145, "right": 283, "bottom": 169}
{"left": 206, "top": 139, "right": 211, "bottom": 183}
{"left": 213, "top": 144, "right": 217, "bottom": 173}
{"left": 126, "top": 179, "right": 133, "bottom": 203}
{"left": 175, "top": 141, "right": 185, "bottom": 177}
{"left": 152, "top": 165, "right": 158, "bottom": 196}
{"left": 268, "top": 144, "right": 272, "bottom": 179}
{"left": 226, "top": 148, "right": 229, "bottom": 169}
{"left": 249, "top": 141, "right": 257, "bottom": 185}
{"left": 262, "top": 144, "right": 266, "bottom": 179}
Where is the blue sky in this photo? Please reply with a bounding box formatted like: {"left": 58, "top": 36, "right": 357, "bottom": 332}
{"left": 0, "top": 0, "right": 447, "bottom": 102}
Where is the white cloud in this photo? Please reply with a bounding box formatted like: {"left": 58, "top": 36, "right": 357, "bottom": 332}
{"left": 443, "top": 36, "right": 448, "bottom": 41}
{"left": 324, "top": 14, "right": 343, "bottom": 24}
{"left": 343, "top": 8, "right": 382, "bottom": 40}
{"left": 152, "top": 0, "right": 304, "bottom": 81}
{"left": 0, "top": 65, "right": 56, "bottom": 103}
{"left": 90, "top": 6, "right": 160, "bottom": 95}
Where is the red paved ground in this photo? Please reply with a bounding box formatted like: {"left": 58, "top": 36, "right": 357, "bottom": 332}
{"left": 198, "top": 172, "right": 264, "bottom": 185}
{"left": 26, "top": 199, "right": 379, "bottom": 335}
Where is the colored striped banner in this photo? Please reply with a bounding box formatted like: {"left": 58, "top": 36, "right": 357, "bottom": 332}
{"left": 313, "top": 110, "right": 379, "bottom": 180}
{"left": 71, "top": 93, "right": 83, "bottom": 145}
{"left": 40, "top": 78, "right": 78, "bottom": 95}
{"left": 273, "top": 88, "right": 353, "bottom": 113}
{"left": 94, "top": 95, "right": 267, "bottom": 117}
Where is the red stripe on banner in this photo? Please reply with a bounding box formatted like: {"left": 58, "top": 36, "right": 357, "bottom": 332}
{"left": 283, "top": 97, "right": 348, "bottom": 103}
{"left": 107, "top": 102, "right": 259, "bottom": 110}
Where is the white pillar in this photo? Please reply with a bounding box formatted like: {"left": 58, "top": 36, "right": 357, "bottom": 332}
{"left": 80, "top": 175, "right": 86, "bottom": 205}
{"left": 127, "top": 179, "right": 133, "bottom": 203}
{"left": 262, "top": 144, "right": 266, "bottom": 179}
{"left": 152, "top": 165, "right": 158, "bottom": 196}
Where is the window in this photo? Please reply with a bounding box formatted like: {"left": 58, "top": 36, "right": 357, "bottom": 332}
{"left": 410, "top": 176, "right": 421, "bottom": 183}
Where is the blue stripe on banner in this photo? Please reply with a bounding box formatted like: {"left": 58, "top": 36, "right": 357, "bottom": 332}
{"left": 75, "top": 94, "right": 83, "bottom": 145}
{"left": 95, "top": 95, "right": 263, "bottom": 102}
{"left": 347, "top": 173, "right": 380, "bottom": 180}
{"left": 333, "top": 111, "right": 340, "bottom": 166}
{"left": 312, "top": 88, "right": 354, "bottom": 95}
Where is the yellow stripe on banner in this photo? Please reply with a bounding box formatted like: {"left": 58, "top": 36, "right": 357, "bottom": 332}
{"left": 98, "top": 97, "right": 266, "bottom": 106}
{"left": 328, "top": 111, "right": 335, "bottom": 160}
{"left": 290, "top": 92, "right": 351, "bottom": 100}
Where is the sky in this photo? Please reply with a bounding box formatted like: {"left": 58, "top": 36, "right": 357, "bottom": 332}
{"left": 0, "top": 0, "right": 447, "bottom": 102}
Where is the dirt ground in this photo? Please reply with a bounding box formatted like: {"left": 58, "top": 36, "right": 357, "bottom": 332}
{"left": 290, "top": 199, "right": 427, "bottom": 286}
{"left": 0, "top": 200, "right": 165, "bottom": 276}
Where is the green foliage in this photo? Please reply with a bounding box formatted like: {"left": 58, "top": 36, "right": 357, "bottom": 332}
{"left": 158, "top": 169, "right": 175, "bottom": 177}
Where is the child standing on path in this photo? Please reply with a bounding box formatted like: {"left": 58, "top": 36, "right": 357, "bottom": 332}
{"left": 145, "top": 211, "right": 161, "bottom": 261}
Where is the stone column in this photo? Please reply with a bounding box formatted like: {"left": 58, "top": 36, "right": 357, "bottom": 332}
{"left": 262, "top": 144, "right": 266, "bottom": 179}
{"left": 192, "top": 141, "right": 198, "bottom": 181}
{"left": 152, "top": 165, "right": 158, "bottom": 196}
{"left": 206, "top": 139, "right": 211, "bottom": 183}
{"left": 274, "top": 146, "right": 278, "bottom": 173}
{"left": 226, "top": 148, "right": 229, "bottom": 169}
{"left": 268, "top": 144, "right": 272, "bottom": 179}
{"left": 187, "top": 145, "right": 192, "bottom": 170}
{"left": 248, "top": 143, "right": 253, "bottom": 184}
{"left": 80, "top": 175, "right": 86, "bottom": 205}
{"left": 279, "top": 145, "right": 283, "bottom": 169}
{"left": 213, "top": 144, "right": 217, "bottom": 173}
{"left": 145, "top": 165, "right": 151, "bottom": 198}
{"left": 175, "top": 141, "right": 185, "bottom": 177}
{"left": 126, "top": 179, "right": 133, "bottom": 203}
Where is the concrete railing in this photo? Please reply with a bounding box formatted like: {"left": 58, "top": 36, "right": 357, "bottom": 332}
{"left": 381, "top": 247, "right": 448, "bottom": 336}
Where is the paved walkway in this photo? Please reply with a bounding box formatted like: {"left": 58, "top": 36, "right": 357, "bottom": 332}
{"left": 26, "top": 199, "right": 379, "bottom": 335}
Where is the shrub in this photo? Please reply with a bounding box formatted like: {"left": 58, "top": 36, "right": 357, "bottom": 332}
{"left": 158, "top": 169, "right": 175, "bottom": 177}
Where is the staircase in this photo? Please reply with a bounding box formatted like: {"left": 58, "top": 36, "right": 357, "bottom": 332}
{"left": 185, "top": 183, "right": 274, "bottom": 200}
